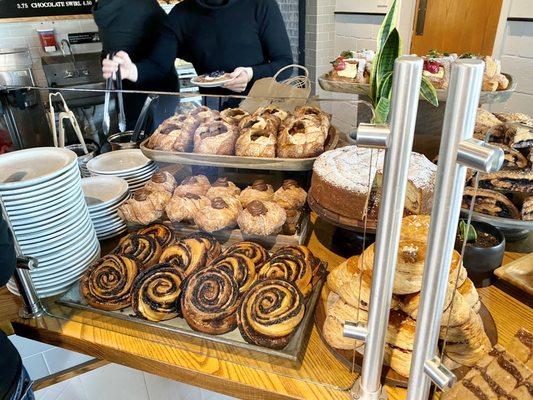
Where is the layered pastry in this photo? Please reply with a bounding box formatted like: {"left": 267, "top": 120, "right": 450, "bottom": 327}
{"left": 481, "top": 55, "right": 509, "bottom": 91}
{"left": 114, "top": 233, "right": 162, "bottom": 270}
{"left": 131, "top": 263, "right": 186, "bottom": 322}
{"left": 118, "top": 189, "right": 171, "bottom": 226}
{"left": 504, "top": 124, "right": 533, "bottom": 149}
{"left": 181, "top": 267, "right": 241, "bottom": 334}
{"left": 239, "top": 180, "right": 274, "bottom": 206}
{"left": 173, "top": 175, "right": 211, "bottom": 197}
{"left": 147, "top": 115, "right": 199, "bottom": 151}
{"left": 159, "top": 240, "right": 208, "bottom": 277}
{"left": 237, "top": 279, "right": 305, "bottom": 349}
{"left": 235, "top": 124, "right": 277, "bottom": 158}
{"left": 462, "top": 187, "right": 521, "bottom": 219}
{"left": 205, "top": 177, "right": 241, "bottom": 199}
{"left": 399, "top": 214, "right": 431, "bottom": 242}
{"left": 271, "top": 245, "right": 319, "bottom": 277}
{"left": 80, "top": 254, "right": 139, "bottom": 311}
{"left": 221, "top": 241, "right": 269, "bottom": 270}
{"left": 190, "top": 106, "right": 220, "bottom": 125}
{"left": 238, "top": 115, "right": 280, "bottom": 135}
{"left": 143, "top": 171, "right": 177, "bottom": 194}
{"left": 277, "top": 116, "right": 328, "bottom": 158}
{"left": 252, "top": 106, "right": 290, "bottom": 124}
{"left": 522, "top": 196, "right": 533, "bottom": 221}
{"left": 193, "top": 121, "right": 237, "bottom": 155}
{"left": 328, "top": 49, "right": 375, "bottom": 83}
{"left": 495, "top": 112, "right": 533, "bottom": 126}
{"left": 165, "top": 193, "right": 210, "bottom": 223}
{"left": 258, "top": 252, "right": 313, "bottom": 297}
{"left": 294, "top": 106, "right": 331, "bottom": 139}
{"left": 422, "top": 51, "right": 457, "bottom": 90}
{"left": 474, "top": 108, "right": 505, "bottom": 141}
{"left": 237, "top": 200, "right": 286, "bottom": 236}
{"left": 220, "top": 108, "right": 249, "bottom": 125}
{"left": 477, "top": 170, "right": 533, "bottom": 193}
{"left": 137, "top": 224, "right": 175, "bottom": 247}
{"left": 493, "top": 143, "right": 528, "bottom": 169}
{"left": 310, "top": 146, "right": 437, "bottom": 220}
{"left": 182, "top": 232, "right": 221, "bottom": 263}
{"left": 209, "top": 253, "right": 256, "bottom": 293}
{"left": 194, "top": 196, "right": 241, "bottom": 232}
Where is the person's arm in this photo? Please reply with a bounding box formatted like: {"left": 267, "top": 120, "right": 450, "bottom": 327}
{"left": 252, "top": 0, "right": 293, "bottom": 80}
{"left": 0, "top": 217, "right": 16, "bottom": 286}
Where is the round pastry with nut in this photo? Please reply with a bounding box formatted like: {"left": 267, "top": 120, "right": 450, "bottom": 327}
{"left": 237, "top": 200, "right": 286, "bottom": 236}
{"left": 239, "top": 179, "right": 274, "bottom": 206}
{"left": 194, "top": 196, "right": 242, "bottom": 232}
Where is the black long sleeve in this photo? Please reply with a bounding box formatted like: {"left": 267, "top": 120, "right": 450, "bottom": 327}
{"left": 137, "top": 0, "right": 293, "bottom": 94}
{"left": 0, "top": 216, "right": 15, "bottom": 286}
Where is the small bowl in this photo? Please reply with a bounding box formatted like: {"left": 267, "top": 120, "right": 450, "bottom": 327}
{"left": 455, "top": 220, "right": 505, "bottom": 287}
{"left": 108, "top": 131, "right": 143, "bottom": 151}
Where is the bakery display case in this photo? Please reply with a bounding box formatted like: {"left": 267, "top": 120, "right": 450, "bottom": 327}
{"left": 1, "top": 57, "right": 532, "bottom": 400}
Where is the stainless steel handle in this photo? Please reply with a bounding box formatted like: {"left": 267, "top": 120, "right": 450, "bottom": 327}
{"left": 406, "top": 59, "right": 486, "bottom": 400}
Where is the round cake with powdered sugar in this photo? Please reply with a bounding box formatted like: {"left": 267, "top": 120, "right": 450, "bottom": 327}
{"left": 309, "top": 146, "right": 437, "bottom": 220}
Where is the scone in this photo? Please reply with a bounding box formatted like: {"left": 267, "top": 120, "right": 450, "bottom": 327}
{"left": 237, "top": 200, "right": 286, "bottom": 236}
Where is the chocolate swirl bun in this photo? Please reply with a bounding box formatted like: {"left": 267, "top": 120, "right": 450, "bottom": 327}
{"left": 115, "top": 234, "right": 162, "bottom": 270}
{"left": 221, "top": 241, "right": 268, "bottom": 270}
{"left": 210, "top": 253, "right": 256, "bottom": 293}
{"left": 239, "top": 180, "right": 274, "bottom": 207}
{"left": 182, "top": 232, "right": 221, "bottom": 263}
{"left": 258, "top": 254, "right": 313, "bottom": 297}
{"left": 159, "top": 240, "right": 208, "bottom": 277}
{"left": 181, "top": 268, "right": 241, "bottom": 334}
{"left": 80, "top": 254, "right": 139, "bottom": 311}
{"left": 131, "top": 263, "right": 186, "bottom": 322}
{"left": 237, "top": 279, "right": 305, "bottom": 349}
{"left": 271, "top": 245, "right": 319, "bottom": 275}
{"left": 137, "top": 224, "right": 175, "bottom": 247}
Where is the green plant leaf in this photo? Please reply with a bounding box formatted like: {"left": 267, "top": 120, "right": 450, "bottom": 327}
{"left": 376, "top": 0, "right": 399, "bottom": 53}
{"left": 379, "top": 71, "right": 394, "bottom": 100}
{"left": 458, "top": 220, "right": 477, "bottom": 242}
{"left": 420, "top": 76, "right": 439, "bottom": 107}
{"left": 374, "top": 97, "right": 391, "bottom": 124}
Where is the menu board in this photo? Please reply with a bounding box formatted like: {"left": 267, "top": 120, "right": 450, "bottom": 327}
{"left": 0, "top": 0, "right": 94, "bottom": 19}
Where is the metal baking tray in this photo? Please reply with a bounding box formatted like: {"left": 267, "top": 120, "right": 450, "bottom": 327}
{"left": 460, "top": 209, "right": 533, "bottom": 231}
{"left": 57, "top": 268, "right": 326, "bottom": 368}
{"left": 139, "top": 127, "right": 339, "bottom": 171}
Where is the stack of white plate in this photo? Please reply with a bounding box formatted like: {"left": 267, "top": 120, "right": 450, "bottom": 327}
{"left": 82, "top": 176, "right": 129, "bottom": 240}
{"left": 0, "top": 147, "right": 100, "bottom": 298}
{"left": 86, "top": 149, "right": 157, "bottom": 191}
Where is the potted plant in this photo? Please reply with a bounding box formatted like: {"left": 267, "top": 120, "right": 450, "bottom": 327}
{"left": 455, "top": 219, "right": 505, "bottom": 286}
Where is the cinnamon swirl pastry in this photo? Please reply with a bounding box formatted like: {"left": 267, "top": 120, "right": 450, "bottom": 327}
{"left": 115, "top": 234, "right": 162, "bottom": 270}
{"left": 277, "top": 116, "right": 327, "bottom": 158}
{"left": 181, "top": 268, "right": 241, "bottom": 334}
{"left": 131, "top": 263, "right": 186, "bottom": 322}
{"left": 462, "top": 187, "right": 521, "bottom": 219}
{"left": 193, "top": 121, "right": 237, "bottom": 155}
{"left": 210, "top": 253, "right": 256, "bottom": 293}
{"left": 80, "top": 254, "right": 139, "bottom": 311}
{"left": 159, "top": 240, "right": 208, "bottom": 277}
{"left": 237, "top": 279, "right": 305, "bottom": 349}
{"left": 143, "top": 171, "right": 177, "bottom": 194}
{"left": 258, "top": 254, "right": 313, "bottom": 297}
{"left": 235, "top": 127, "right": 276, "bottom": 158}
{"left": 221, "top": 241, "right": 268, "bottom": 270}
{"left": 271, "top": 245, "right": 319, "bottom": 275}
{"left": 190, "top": 106, "right": 220, "bottom": 125}
{"left": 165, "top": 193, "right": 211, "bottom": 222}
{"left": 118, "top": 189, "right": 171, "bottom": 226}
{"left": 492, "top": 144, "right": 528, "bottom": 169}
{"left": 239, "top": 180, "right": 274, "bottom": 206}
{"left": 220, "top": 108, "right": 249, "bottom": 125}
{"left": 237, "top": 200, "right": 286, "bottom": 236}
{"left": 137, "top": 224, "right": 175, "bottom": 247}
{"left": 182, "top": 232, "right": 222, "bottom": 263}
{"left": 174, "top": 175, "right": 211, "bottom": 197}
{"left": 272, "top": 179, "right": 307, "bottom": 210}
{"left": 478, "top": 170, "right": 533, "bottom": 193}
{"left": 194, "top": 196, "right": 241, "bottom": 232}
{"left": 205, "top": 178, "right": 241, "bottom": 199}
{"left": 504, "top": 124, "right": 533, "bottom": 149}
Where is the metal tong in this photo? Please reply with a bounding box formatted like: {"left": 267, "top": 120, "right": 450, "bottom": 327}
{"left": 102, "top": 52, "right": 126, "bottom": 137}
{"left": 48, "top": 91, "right": 88, "bottom": 153}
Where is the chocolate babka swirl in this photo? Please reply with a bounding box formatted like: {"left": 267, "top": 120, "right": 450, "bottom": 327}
{"left": 182, "top": 232, "right": 222, "bottom": 262}
{"left": 131, "top": 263, "right": 186, "bottom": 322}
{"left": 115, "top": 234, "right": 162, "bottom": 270}
{"left": 237, "top": 279, "right": 305, "bottom": 349}
{"left": 159, "top": 241, "right": 208, "bottom": 277}
{"left": 181, "top": 268, "right": 241, "bottom": 334}
{"left": 210, "top": 253, "right": 256, "bottom": 293}
{"left": 137, "top": 224, "right": 175, "bottom": 247}
{"left": 271, "top": 245, "right": 319, "bottom": 275}
{"left": 80, "top": 254, "right": 139, "bottom": 311}
{"left": 221, "top": 241, "right": 269, "bottom": 270}
{"left": 258, "top": 254, "right": 313, "bottom": 297}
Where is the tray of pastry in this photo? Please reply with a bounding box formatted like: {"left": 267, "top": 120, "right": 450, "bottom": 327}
{"left": 57, "top": 229, "right": 327, "bottom": 368}
{"left": 140, "top": 105, "right": 339, "bottom": 171}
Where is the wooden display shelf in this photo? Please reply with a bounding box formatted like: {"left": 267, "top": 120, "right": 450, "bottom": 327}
{"left": 4, "top": 215, "right": 532, "bottom": 400}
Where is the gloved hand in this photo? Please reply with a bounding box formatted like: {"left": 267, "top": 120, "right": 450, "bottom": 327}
{"left": 102, "top": 51, "right": 138, "bottom": 82}
{"left": 223, "top": 67, "right": 253, "bottom": 93}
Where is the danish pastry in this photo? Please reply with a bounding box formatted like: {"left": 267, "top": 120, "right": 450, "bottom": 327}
{"left": 220, "top": 108, "right": 249, "bottom": 125}
{"left": 118, "top": 189, "right": 171, "bottom": 225}
{"left": 143, "top": 171, "right": 177, "bottom": 194}
{"left": 194, "top": 196, "right": 241, "bottom": 232}
{"left": 137, "top": 224, "right": 175, "bottom": 247}
{"left": 165, "top": 193, "right": 211, "bottom": 222}
{"left": 277, "top": 116, "right": 327, "bottom": 158}
{"left": 399, "top": 214, "right": 431, "bottom": 242}
{"left": 239, "top": 180, "right": 274, "bottom": 206}
{"left": 221, "top": 241, "right": 268, "bottom": 270}
{"left": 159, "top": 240, "right": 208, "bottom": 277}
{"left": 237, "top": 200, "right": 286, "bottom": 236}
{"left": 205, "top": 177, "right": 241, "bottom": 199}
{"left": 174, "top": 175, "right": 211, "bottom": 197}
{"left": 115, "top": 233, "right": 162, "bottom": 270}
{"left": 210, "top": 253, "right": 256, "bottom": 293}
{"left": 80, "top": 254, "right": 139, "bottom": 311}
{"left": 193, "top": 121, "right": 237, "bottom": 155}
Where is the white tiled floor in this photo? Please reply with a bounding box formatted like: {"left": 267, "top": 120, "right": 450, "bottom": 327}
{"left": 35, "top": 364, "right": 236, "bottom": 400}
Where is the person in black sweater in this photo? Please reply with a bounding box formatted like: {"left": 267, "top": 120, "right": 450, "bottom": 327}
{"left": 93, "top": 0, "right": 179, "bottom": 129}
{"left": 102, "top": 0, "right": 293, "bottom": 98}
{"left": 0, "top": 216, "right": 34, "bottom": 400}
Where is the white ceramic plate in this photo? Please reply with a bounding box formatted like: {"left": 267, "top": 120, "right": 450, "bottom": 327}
{"left": 98, "top": 162, "right": 157, "bottom": 177}
{"left": 32, "top": 238, "right": 100, "bottom": 274}
{"left": 87, "top": 149, "right": 151, "bottom": 175}
{"left": 5, "top": 184, "right": 81, "bottom": 215}
{"left": 0, "top": 147, "right": 77, "bottom": 189}
{"left": 190, "top": 75, "right": 234, "bottom": 88}
{"left": 97, "top": 226, "right": 128, "bottom": 240}
{"left": 89, "top": 197, "right": 129, "bottom": 217}
{"left": 95, "top": 222, "right": 126, "bottom": 235}
{"left": 12, "top": 201, "right": 88, "bottom": 235}
{"left": 30, "top": 232, "right": 98, "bottom": 270}
{"left": 82, "top": 176, "right": 129, "bottom": 208}
{"left": 93, "top": 214, "right": 124, "bottom": 226}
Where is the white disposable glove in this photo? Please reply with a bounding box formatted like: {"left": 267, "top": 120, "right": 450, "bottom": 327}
{"left": 102, "top": 51, "right": 138, "bottom": 82}
{"left": 223, "top": 67, "right": 253, "bottom": 93}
